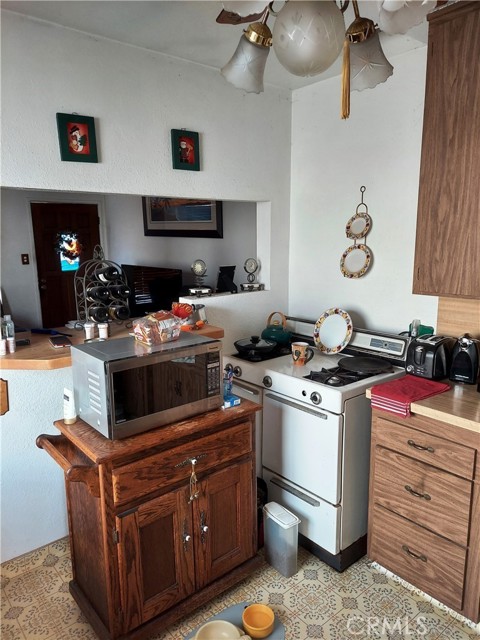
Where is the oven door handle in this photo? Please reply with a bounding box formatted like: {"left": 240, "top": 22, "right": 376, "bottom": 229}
{"left": 233, "top": 384, "right": 261, "bottom": 398}
{"left": 265, "top": 392, "right": 327, "bottom": 419}
{"left": 270, "top": 476, "right": 321, "bottom": 507}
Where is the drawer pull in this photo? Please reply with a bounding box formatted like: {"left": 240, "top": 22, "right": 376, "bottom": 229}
{"left": 405, "top": 485, "right": 431, "bottom": 501}
{"left": 407, "top": 439, "right": 434, "bottom": 453}
{"left": 402, "top": 544, "right": 427, "bottom": 562}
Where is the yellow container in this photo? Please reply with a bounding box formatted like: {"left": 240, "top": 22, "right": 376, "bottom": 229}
{"left": 242, "top": 604, "right": 275, "bottom": 638}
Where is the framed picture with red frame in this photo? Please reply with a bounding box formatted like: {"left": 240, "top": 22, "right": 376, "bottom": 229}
{"left": 56, "top": 113, "right": 98, "bottom": 163}
{"left": 171, "top": 129, "right": 200, "bottom": 171}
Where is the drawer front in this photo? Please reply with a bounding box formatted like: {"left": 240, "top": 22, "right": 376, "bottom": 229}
{"left": 373, "top": 446, "right": 472, "bottom": 546}
{"left": 112, "top": 422, "right": 252, "bottom": 505}
{"left": 374, "top": 416, "right": 476, "bottom": 479}
{"left": 369, "top": 504, "right": 466, "bottom": 612}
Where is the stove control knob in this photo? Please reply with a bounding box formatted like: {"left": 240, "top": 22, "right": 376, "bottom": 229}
{"left": 233, "top": 366, "right": 242, "bottom": 377}
{"left": 310, "top": 391, "right": 322, "bottom": 405}
{"left": 263, "top": 376, "right": 272, "bottom": 388}
{"left": 406, "top": 364, "right": 414, "bottom": 373}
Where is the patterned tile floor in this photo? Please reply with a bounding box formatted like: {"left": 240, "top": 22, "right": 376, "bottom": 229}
{"left": 1, "top": 539, "right": 479, "bottom": 639}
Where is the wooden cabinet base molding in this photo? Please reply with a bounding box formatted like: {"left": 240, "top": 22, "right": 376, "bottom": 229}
{"left": 37, "top": 400, "right": 261, "bottom": 639}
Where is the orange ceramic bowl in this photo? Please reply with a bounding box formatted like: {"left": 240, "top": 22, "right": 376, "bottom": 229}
{"left": 242, "top": 604, "right": 275, "bottom": 639}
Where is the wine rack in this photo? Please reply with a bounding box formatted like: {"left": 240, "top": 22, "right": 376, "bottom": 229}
{"left": 74, "top": 251, "right": 130, "bottom": 324}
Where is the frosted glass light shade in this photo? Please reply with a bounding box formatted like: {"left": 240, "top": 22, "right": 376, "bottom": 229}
{"left": 377, "top": 0, "right": 436, "bottom": 35}
{"left": 350, "top": 31, "right": 393, "bottom": 91}
{"left": 223, "top": 1, "right": 269, "bottom": 17}
{"left": 221, "top": 35, "right": 270, "bottom": 93}
{"left": 272, "top": 0, "right": 344, "bottom": 77}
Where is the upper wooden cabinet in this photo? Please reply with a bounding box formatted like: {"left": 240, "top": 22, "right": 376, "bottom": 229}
{"left": 413, "top": 1, "right": 480, "bottom": 299}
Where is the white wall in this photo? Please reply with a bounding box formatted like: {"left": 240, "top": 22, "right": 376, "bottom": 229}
{"left": 0, "top": 9, "right": 292, "bottom": 337}
{"left": 0, "top": 368, "right": 72, "bottom": 563}
{"left": 0, "top": 10, "right": 291, "bottom": 561}
{"left": 289, "top": 47, "right": 438, "bottom": 335}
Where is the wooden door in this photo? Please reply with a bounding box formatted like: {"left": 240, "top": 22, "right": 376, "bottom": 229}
{"left": 194, "top": 461, "right": 255, "bottom": 589}
{"left": 31, "top": 202, "right": 101, "bottom": 327}
{"left": 115, "top": 486, "right": 195, "bottom": 632}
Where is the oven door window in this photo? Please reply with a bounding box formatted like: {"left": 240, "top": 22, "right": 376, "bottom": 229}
{"left": 111, "top": 356, "right": 206, "bottom": 423}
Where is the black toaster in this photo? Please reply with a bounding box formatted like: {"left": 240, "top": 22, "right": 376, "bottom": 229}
{"left": 406, "top": 335, "right": 454, "bottom": 380}
{"left": 450, "top": 334, "right": 479, "bottom": 384}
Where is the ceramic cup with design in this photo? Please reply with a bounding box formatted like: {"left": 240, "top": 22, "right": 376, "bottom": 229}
{"left": 291, "top": 341, "right": 314, "bottom": 366}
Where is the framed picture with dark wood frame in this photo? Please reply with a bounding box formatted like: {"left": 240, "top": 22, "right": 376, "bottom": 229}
{"left": 142, "top": 197, "right": 223, "bottom": 238}
{"left": 171, "top": 129, "right": 200, "bottom": 171}
{"left": 56, "top": 113, "right": 98, "bottom": 163}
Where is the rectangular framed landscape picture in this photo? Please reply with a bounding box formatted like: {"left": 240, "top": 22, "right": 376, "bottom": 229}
{"left": 142, "top": 197, "right": 223, "bottom": 237}
{"left": 56, "top": 113, "right": 98, "bottom": 163}
{"left": 171, "top": 129, "right": 200, "bottom": 171}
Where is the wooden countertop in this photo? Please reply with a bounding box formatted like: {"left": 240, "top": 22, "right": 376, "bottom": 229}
{"left": 367, "top": 383, "right": 480, "bottom": 434}
{"left": 0, "top": 323, "right": 224, "bottom": 371}
{"left": 48, "top": 399, "right": 260, "bottom": 465}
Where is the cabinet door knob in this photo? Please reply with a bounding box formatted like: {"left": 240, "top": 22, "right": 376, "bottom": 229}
{"left": 200, "top": 511, "right": 208, "bottom": 543}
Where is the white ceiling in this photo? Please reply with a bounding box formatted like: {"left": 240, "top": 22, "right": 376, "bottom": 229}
{"left": 1, "top": 0, "right": 429, "bottom": 90}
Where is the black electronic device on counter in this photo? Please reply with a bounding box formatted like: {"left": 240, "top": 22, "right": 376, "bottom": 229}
{"left": 405, "top": 335, "right": 454, "bottom": 380}
{"left": 449, "top": 334, "right": 479, "bottom": 384}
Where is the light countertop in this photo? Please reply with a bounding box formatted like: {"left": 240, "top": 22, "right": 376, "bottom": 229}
{"left": 367, "top": 383, "right": 480, "bottom": 435}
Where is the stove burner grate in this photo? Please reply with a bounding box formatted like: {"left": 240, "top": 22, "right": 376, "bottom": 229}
{"left": 304, "top": 366, "right": 375, "bottom": 387}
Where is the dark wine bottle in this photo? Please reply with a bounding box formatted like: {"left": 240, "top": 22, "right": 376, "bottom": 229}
{"left": 95, "top": 265, "right": 120, "bottom": 282}
{"left": 108, "top": 284, "right": 131, "bottom": 299}
{"left": 109, "top": 304, "right": 130, "bottom": 321}
{"left": 86, "top": 285, "right": 110, "bottom": 302}
{"left": 89, "top": 305, "right": 110, "bottom": 323}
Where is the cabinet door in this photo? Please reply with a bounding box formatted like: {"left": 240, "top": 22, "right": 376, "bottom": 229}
{"left": 116, "top": 486, "right": 195, "bottom": 632}
{"left": 413, "top": 2, "right": 480, "bottom": 298}
{"left": 194, "top": 461, "right": 255, "bottom": 589}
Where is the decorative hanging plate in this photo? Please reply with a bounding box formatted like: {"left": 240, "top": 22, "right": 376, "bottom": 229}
{"left": 313, "top": 308, "right": 353, "bottom": 354}
{"left": 340, "top": 244, "right": 372, "bottom": 279}
{"left": 345, "top": 211, "right": 371, "bottom": 239}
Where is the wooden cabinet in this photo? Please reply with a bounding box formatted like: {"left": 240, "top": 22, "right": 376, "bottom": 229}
{"left": 37, "top": 400, "right": 261, "bottom": 640}
{"left": 368, "top": 410, "right": 480, "bottom": 623}
{"left": 413, "top": 1, "right": 480, "bottom": 298}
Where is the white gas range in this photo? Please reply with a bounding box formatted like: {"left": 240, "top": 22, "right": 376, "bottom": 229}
{"left": 224, "top": 324, "right": 409, "bottom": 571}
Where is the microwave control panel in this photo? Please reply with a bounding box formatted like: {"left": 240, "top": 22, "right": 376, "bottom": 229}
{"left": 207, "top": 351, "right": 221, "bottom": 395}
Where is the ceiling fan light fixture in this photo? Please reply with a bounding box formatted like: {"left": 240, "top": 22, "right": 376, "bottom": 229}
{"left": 221, "top": 33, "right": 271, "bottom": 94}
{"left": 349, "top": 29, "right": 393, "bottom": 91}
{"left": 272, "top": 0, "right": 345, "bottom": 77}
{"left": 244, "top": 21, "right": 273, "bottom": 47}
{"left": 222, "top": 1, "right": 269, "bottom": 18}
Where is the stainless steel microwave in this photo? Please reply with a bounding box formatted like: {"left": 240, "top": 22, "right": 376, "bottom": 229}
{"left": 71, "top": 334, "right": 222, "bottom": 439}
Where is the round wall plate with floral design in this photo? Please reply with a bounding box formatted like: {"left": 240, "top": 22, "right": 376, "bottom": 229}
{"left": 340, "top": 244, "right": 372, "bottom": 279}
{"left": 313, "top": 308, "right": 353, "bottom": 354}
{"left": 345, "top": 211, "right": 371, "bottom": 239}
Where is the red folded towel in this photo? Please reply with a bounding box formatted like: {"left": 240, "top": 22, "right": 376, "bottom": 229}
{"left": 371, "top": 375, "right": 450, "bottom": 417}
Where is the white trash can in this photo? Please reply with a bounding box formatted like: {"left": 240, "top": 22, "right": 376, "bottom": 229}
{"left": 263, "top": 501, "right": 301, "bottom": 577}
